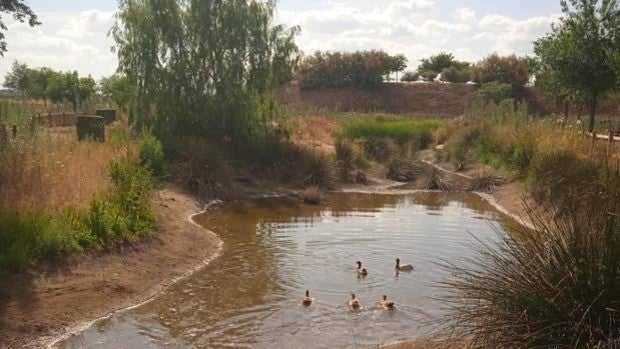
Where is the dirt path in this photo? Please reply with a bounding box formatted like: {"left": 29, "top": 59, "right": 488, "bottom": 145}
{"left": 0, "top": 185, "right": 222, "bottom": 349}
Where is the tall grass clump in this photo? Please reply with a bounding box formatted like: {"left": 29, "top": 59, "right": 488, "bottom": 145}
{"left": 335, "top": 138, "right": 365, "bottom": 181}
{"left": 304, "top": 152, "right": 336, "bottom": 189}
{"left": 441, "top": 167, "right": 620, "bottom": 347}
{"left": 344, "top": 117, "right": 442, "bottom": 149}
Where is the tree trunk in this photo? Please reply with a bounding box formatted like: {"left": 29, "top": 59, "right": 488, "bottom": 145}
{"left": 588, "top": 92, "right": 598, "bottom": 133}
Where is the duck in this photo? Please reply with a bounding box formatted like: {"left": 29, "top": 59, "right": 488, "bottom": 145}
{"left": 395, "top": 258, "right": 414, "bottom": 271}
{"left": 356, "top": 261, "right": 368, "bottom": 276}
{"left": 348, "top": 293, "right": 361, "bottom": 309}
{"left": 379, "top": 295, "right": 395, "bottom": 310}
{"left": 302, "top": 290, "right": 314, "bottom": 306}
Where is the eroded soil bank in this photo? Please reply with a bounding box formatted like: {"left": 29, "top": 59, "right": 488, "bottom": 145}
{"left": 0, "top": 185, "right": 222, "bottom": 349}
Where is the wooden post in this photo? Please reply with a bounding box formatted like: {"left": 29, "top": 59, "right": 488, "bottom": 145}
{"left": 11, "top": 125, "right": 17, "bottom": 138}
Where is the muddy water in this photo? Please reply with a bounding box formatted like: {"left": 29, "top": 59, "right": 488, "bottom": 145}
{"left": 59, "top": 192, "right": 517, "bottom": 349}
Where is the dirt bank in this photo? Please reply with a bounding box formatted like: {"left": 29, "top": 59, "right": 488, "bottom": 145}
{"left": 0, "top": 185, "right": 222, "bottom": 349}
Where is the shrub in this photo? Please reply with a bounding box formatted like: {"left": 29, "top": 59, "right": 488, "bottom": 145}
{"left": 509, "top": 136, "right": 535, "bottom": 177}
{"left": 529, "top": 150, "right": 600, "bottom": 214}
{"left": 335, "top": 138, "right": 363, "bottom": 182}
{"left": 300, "top": 186, "right": 321, "bottom": 205}
{"left": 304, "top": 152, "right": 336, "bottom": 189}
{"left": 467, "top": 170, "right": 504, "bottom": 193}
{"left": 176, "top": 140, "right": 233, "bottom": 200}
{"left": 441, "top": 182, "right": 620, "bottom": 347}
{"left": 471, "top": 53, "right": 530, "bottom": 89}
{"left": 441, "top": 66, "right": 470, "bottom": 83}
{"left": 422, "top": 164, "right": 450, "bottom": 191}
{"left": 401, "top": 71, "right": 419, "bottom": 82}
{"left": 363, "top": 137, "right": 400, "bottom": 162}
{"left": 139, "top": 133, "right": 166, "bottom": 177}
{"left": 477, "top": 82, "right": 514, "bottom": 105}
{"left": 387, "top": 155, "right": 420, "bottom": 182}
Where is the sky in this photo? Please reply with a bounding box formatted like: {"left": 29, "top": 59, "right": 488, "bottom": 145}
{"left": 0, "top": 0, "right": 562, "bottom": 80}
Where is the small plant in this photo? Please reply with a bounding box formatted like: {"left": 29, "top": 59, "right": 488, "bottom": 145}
{"left": 304, "top": 152, "right": 336, "bottom": 189}
{"left": 335, "top": 138, "right": 362, "bottom": 182}
{"left": 387, "top": 155, "right": 420, "bottom": 182}
{"left": 422, "top": 164, "right": 450, "bottom": 191}
{"left": 176, "top": 140, "right": 233, "bottom": 200}
{"left": 468, "top": 170, "right": 504, "bottom": 193}
{"left": 363, "top": 137, "right": 400, "bottom": 162}
{"left": 300, "top": 186, "right": 321, "bottom": 205}
{"left": 139, "top": 133, "right": 166, "bottom": 177}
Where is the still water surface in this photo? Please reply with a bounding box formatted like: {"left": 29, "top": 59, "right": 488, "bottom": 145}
{"left": 59, "top": 192, "right": 516, "bottom": 349}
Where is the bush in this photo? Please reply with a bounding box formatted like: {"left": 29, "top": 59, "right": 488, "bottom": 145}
{"left": 387, "top": 155, "right": 420, "bottom": 182}
{"left": 441, "top": 66, "right": 470, "bottom": 83}
{"left": 422, "top": 164, "right": 450, "bottom": 190}
{"left": 467, "top": 170, "right": 504, "bottom": 193}
{"left": 176, "top": 140, "right": 233, "bottom": 200}
{"left": 471, "top": 53, "right": 530, "bottom": 89}
{"left": 401, "top": 71, "right": 419, "bottom": 82}
{"left": 363, "top": 137, "right": 400, "bottom": 162}
{"left": 529, "top": 150, "right": 600, "bottom": 214}
{"left": 335, "top": 138, "right": 363, "bottom": 182}
{"left": 297, "top": 50, "right": 407, "bottom": 90}
{"left": 441, "top": 172, "right": 620, "bottom": 347}
{"left": 477, "top": 82, "right": 514, "bottom": 105}
{"left": 139, "top": 133, "right": 166, "bottom": 177}
{"left": 304, "top": 152, "right": 336, "bottom": 189}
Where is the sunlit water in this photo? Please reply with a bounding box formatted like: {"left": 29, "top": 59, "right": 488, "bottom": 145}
{"left": 58, "top": 192, "right": 517, "bottom": 349}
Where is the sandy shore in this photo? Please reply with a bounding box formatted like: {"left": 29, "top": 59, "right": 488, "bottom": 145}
{"left": 0, "top": 184, "right": 222, "bottom": 349}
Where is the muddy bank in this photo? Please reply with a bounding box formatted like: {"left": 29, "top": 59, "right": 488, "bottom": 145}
{"left": 0, "top": 185, "right": 222, "bottom": 349}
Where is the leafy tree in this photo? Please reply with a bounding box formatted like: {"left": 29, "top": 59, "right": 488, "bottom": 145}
{"left": 0, "top": 0, "right": 40, "bottom": 55}
{"left": 46, "top": 71, "right": 80, "bottom": 110}
{"left": 417, "top": 52, "right": 470, "bottom": 83}
{"left": 297, "top": 50, "right": 407, "bottom": 89}
{"left": 26, "top": 67, "right": 55, "bottom": 104}
{"left": 534, "top": 0, "right": 620, "bottom": 132}
{"left": 471, "top": 54, "right": 530, "bottom": 89}
{"left": 112, "top": 0, "right": 300, "bottom": 143}
{"left": 478, "top": 82, "right": 514, "bottom": 105}
{"left": 100, "top": 74, "right": 136, "bottom": 113}
{"left": 401, "top": 71, "right": 419, "bottom": 82}
{"left": 2, "top": 60, "right": 29, "bottom": 96}
{"left": 78, "top": 76, "right": 96, "bottom": 106}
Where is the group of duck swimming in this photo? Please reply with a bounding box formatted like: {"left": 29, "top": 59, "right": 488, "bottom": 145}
{"left": 302, "top": 258, "right": 414, "bottom": 310}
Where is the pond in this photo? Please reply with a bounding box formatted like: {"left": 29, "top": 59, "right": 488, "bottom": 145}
{"left": 58, "top": 192, "right": 518, "bottom": 349}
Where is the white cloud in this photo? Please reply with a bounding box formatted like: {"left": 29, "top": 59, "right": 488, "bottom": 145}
{"left": 475, "top": 14, "right": 560, "bottom": 55}
{"left": 0, "top": 10, "right": 117, "bottom": 81}
{"left": 453, "top": 8, "right": 477, "bottom": 23}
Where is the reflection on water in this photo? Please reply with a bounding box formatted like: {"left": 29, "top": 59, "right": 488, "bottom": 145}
{"left": 59, "top": 192, "right": 515, "bottom": 349}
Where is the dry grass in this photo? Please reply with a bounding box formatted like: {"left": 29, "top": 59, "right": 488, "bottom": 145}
{"left": 300, "top": 186, "right": 321, "bottom": 205}
{"left": 290, "top": 116, "right": 341, "bottom": 151}
{"left": 0, "top": 126, "right": 133, "bottom": 213}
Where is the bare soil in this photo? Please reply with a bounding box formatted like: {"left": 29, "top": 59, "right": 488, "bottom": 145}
{"left": 0, "top": 184, "right": 222, "bottom": 349}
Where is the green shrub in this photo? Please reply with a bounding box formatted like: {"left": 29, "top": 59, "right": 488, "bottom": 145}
{"left": 509, "top": 136, "right": 535, "bottom": 176}
{"left": 139, "top": 133, "right": 166, "bottom": 177}
{"left": 477, "top": 82, "right": 514, "bottom": 105}
{"left": 363, "top": 137, "right": 400, "bottom": 162}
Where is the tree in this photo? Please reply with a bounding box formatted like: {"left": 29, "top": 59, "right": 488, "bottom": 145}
{"left": 471, "top": 54, "right": 530, "bottom": 89}
{"left": 100, "top": 74, "right": 137, "bottom": 113}
{"left": 46, "top": 71, "right": 80, "bottom": 110}
{"left": 0, "top": 0, "right": 40, "bottom": 55}
{"left": 78, "top": 76, "right": 96, "bottom": 107}
{"left": 26, "top": 67, "right": 55, "bottom": 104}
{"left": 112, "top": 0, "right": 300, "bottom": 142}
{"left": 534, "top": 0, "right": 620, "bottom": 132}
{"left": 417, "top": 52, "right": 471, "bottom": 83}
{"left": 401, "top": 71, "right": 419, "bottom": 82}
{"left": 2, "top": 60, "right": 29, "bottom": 96}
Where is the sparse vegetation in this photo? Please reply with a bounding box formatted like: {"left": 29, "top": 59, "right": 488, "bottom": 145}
{"left": 300, "top": 186, "right": 321, "bottom": 205}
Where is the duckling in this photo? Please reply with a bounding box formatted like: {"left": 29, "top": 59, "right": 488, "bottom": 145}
{"left": 395, "top": 258, "right": 414, "bottom": 271}
{"left": 348, "top": 293, "right": 361, "bottom": 309}
{"left": 356, "top": 261, "right": 368, "bottom": 276}
{"left": 302, "top": 290, "right": 314, "bottom": 306}
{"left": 379, "top": 295, "right": 395, "bottom": 310}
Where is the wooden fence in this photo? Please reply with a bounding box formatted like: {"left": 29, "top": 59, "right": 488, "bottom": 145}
{"left": 31, "top": 112, "right": 78, "bottom": 128}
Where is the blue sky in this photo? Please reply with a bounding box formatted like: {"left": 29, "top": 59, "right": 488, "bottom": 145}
{"left": 0, "top": 1, "right": 562, "bottom": 79}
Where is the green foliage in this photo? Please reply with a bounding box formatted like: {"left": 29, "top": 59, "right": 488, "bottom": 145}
{"left": 2, "top": 60, "right": 29, "bottom": 96}
{"left": 477, "top": 82, "right": 514, "bottom": 105}
{"left": 344, "top": 118, "right": 442, "bottom": 147}
{"left": 363, "top": 137, "right": 400, "bottom": 162}
{"left": 0, "top": 159, "right": 155, "bottom": 272}
{"left": 99, "top": 74, "right": 137, "bottom": 114}
{"left": 0, "top": 0, "right": 40, "bottom": 55}
{"left": 44, "top": 71, "right": 95, "bottom": 111}
{"left": 471, "top": 54, "right": 530, "bottom": 89}
{"left": 417, "top": 52, "right": 471, "bottom": 83}
{"left": 76, "top": 115, "right": 105, "bottom": 142}
{"left": 534, "top": 0, "right": 620, "bottom": 132}
{"left": 112, "top": 0, "right": 300, "bottom": 144}
{"left": 400, "top": 71, "right": 419, "bottom": 82}
{"left": 297, "top": 50, "right": 408, "bottom": 90}
{"left": 139, "top": 133, "right": 165, "bottom": 177}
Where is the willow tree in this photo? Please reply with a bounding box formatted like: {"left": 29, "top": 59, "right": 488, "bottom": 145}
{"left": 111, "top": 0, "right": 299, "bottom": 144}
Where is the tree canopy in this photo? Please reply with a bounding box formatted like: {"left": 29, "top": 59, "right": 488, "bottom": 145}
{"left": 0, "top": 0, "right": 40, "bottom": 55}
{"left": 112, "top": 0, "right": 300, "bottom": 143}
{"left": 415, "top": 53, "right": 470, "bottom": 83}
{"left": 471, "top": 54, "right": 530, "bottom": 89}
{"left": 297, "top": 50, "right": 408, "bottom": 90}
{"left": 534, "top": 0, "right": 620, "bottom": 132}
